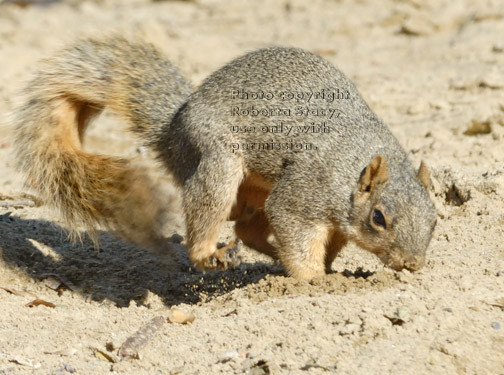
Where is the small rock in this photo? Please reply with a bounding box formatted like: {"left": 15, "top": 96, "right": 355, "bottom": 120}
{"left": 63, "top": 363, "right": 76, "bottom": 373}
{"left": 492, "top": 44, "right": 504, "bottom": 53}
{"left": 491, "top": 322, "right": 500, "bottom": 330}
{"left": 399, "top": 17, "right": 433, "bottom": 36}
{"left": 385, "top": 306, "right": 410, "bottom": 325}
{"left": 464, "top": 119, "right": 492, "bottom": 136}
{"left": 167, "top": 309, "right": 195, "bottom": 324}
{"left": 396, "top": 306, "right": 410, "bottom": 322}
{"left": 218, "top": 350, "right": 239, "bottom": 363}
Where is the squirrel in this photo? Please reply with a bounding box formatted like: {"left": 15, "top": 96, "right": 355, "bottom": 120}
{"left": 13, "top": 36, "right": 437, "bottom": 280}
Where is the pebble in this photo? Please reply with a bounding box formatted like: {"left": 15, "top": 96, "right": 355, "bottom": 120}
{"left": 491, "top": 322, "right": 500, "bottom": 330}
{"left": 399, "top": 17, "right": 433, "bottom": 36}
{"left": 396, "top": 306, "right": 411, "bottom": 323}
{"left": 218, "top": 350, "right": 239, "bottom": 363}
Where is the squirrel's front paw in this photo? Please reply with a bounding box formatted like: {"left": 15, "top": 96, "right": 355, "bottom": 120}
{"left": 195, "top": 239, "right": 242, "bottom": 270}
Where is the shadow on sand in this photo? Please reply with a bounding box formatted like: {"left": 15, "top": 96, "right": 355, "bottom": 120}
{"left": 0, "top": 211, "right": 282, "bottom": 307}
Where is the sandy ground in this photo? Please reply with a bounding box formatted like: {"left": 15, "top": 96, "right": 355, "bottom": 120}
{"left": 0, "top": 0, "right": 503, "bottom": 374}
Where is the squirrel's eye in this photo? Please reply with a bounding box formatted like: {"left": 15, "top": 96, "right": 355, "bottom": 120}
{"left": 372, "top": 209, "right": 386, "bottom": 229}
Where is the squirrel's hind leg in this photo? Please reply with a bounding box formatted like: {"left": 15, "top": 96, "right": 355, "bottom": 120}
{"left": 324, "top": 226, "right": 348, "bottom": 273}
{"left": 231, "top": 175, "right": 277, "bottom": 258}
{"left": 234, "top": 209, "right": 276, "bottom": 258}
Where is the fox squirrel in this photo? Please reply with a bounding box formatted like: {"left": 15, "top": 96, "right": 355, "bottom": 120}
{"left": 13, "top": 36, "right": 437, "bottom": 280}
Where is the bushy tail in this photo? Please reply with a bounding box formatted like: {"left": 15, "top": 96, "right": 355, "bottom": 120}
{"left": 13, "top": 36, "right": 192, "bottom": 249}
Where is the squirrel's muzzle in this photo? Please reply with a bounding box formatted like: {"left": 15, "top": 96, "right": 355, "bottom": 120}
{"left": 382, "top": 252, "right": 425, "bottom": 272}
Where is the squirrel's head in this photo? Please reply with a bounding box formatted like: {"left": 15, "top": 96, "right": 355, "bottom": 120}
{"left": 349, "top": 155, "right": 437, "bottom": 272}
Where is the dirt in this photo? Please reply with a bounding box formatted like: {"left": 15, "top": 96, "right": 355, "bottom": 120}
{"left": 0, "top": 0, "right": 503, "bottom": 374}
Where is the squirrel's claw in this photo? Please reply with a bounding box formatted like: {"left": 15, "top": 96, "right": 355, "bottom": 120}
{"left": 203, "top": 239, "right": 242, "bottom": 270}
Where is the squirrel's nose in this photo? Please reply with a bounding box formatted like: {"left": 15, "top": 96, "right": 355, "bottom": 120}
{"left": 387, "top": 254, "right": 425, "bottom": 272}
{"left": 402, "top": 255, "right": 425, "bottom": 272}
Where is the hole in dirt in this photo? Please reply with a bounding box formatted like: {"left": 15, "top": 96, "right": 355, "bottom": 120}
{"left": 445, "top": 183, "right": 471, "bottom": 206}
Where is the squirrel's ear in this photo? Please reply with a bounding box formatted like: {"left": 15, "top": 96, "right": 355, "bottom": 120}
{"left": 358, "top": 155, "right": 389, "bottom": 193}
{"left": 417, "top": 161, "right": 430, "bottom": 189}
